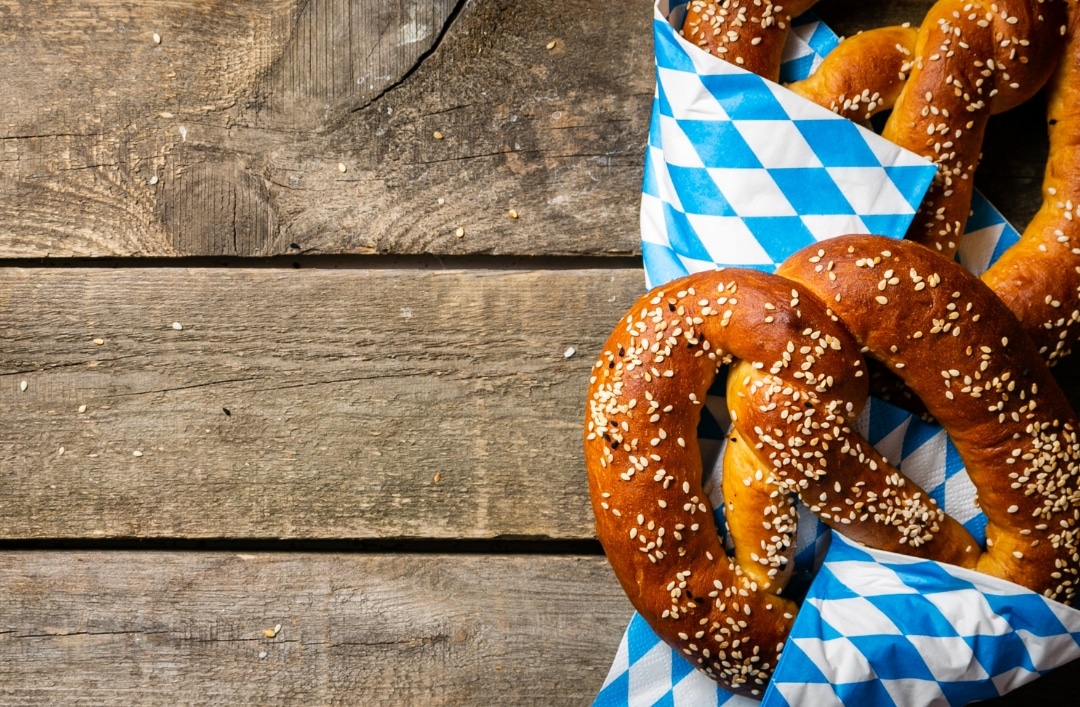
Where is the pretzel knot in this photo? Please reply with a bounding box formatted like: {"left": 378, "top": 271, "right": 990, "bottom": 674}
{"left": 584, "top": 236, "right": 1080, "bottom": 696}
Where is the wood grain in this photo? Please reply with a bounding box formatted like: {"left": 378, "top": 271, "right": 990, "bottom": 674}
{"left": 0, "top": 267, "right": 644, "bottom": 540}
{"left": 0, "top": 552, "right": 631, "bottom": 705}
{"left": 0, "top": 550, "right": 1075, "bottom": 704}
{"left": 0, "top": 0, "right": 1045, "bottom": 259}
{"left": 0, "top": 0, "right": 655, "bottom": 258}
{"left": 3, "top": 261, "right": 1079, "bottom": 542}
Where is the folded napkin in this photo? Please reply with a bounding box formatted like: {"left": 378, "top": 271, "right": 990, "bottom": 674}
{"left": 595, "top": 3, "right": 1080, "bottom": 705}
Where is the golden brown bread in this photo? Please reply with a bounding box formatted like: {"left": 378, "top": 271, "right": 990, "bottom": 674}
{"left": 585, "top": 269, "right": 846, "bottom": 696}
{"left": 777, "top": 234, "right": 1080, "bottom": 601}
{"left": 723, "top": 348, "right": 981, "bottom": 568}
{"left": 586, "top": 239, "right": 1080, "bottom": 692}
{"left": 681, "top": 0, "right": 820, "bottom": 81}
{"left": 591, "top": 3, "right": 1080, "bottom": 694}
{"left": 585, "top": 265, "right": 986, "bottom": 695}
{"left": 787, "top": 26, "right": 918, "bottom": 122}
{"left": 881, "top": 0, "right": 1068, "bottom": 259}
{"left": 983, "top": 1, "right": 1080, "bottom": 364}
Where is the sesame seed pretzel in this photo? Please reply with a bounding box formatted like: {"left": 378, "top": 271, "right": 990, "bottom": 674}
{"left": 982, "top": 0, "right": 1080, "bottom": 364}
{"left": 584, "top": 267, "right": 980, "bottom": 696}
{"left": 599, "top": 3, "right": 1080, "bottom": 694}
{"left": 681, "top": 0, "right": 820, "bottom": 81}
{"left": 586, "top": 236, "right": 1080, "bottom": 693}
{"left": 787, "top": 25, "right": 919, "bottom": 122}
{"left": 880, "top": 0, "right": 1068, "bottom": 259}
{"left": 776, "top": 234, "right": 1080, "bottom": 602}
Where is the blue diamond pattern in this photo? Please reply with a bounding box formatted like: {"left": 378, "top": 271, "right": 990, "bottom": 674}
{"left": 741, "top": 216, "right": 819, "bottom": 263}
{"left": 700, "top": 73, "right": 791, "bottom": 120}
{"left": 677, "top": 120, "right": 763, "bottom": 169}
{"left": 768, "top": 168, "right": 856, "bottom": 215}
{"left": 795, "top": 119, "right": 883, "bottom": 167}
{"left": 642, "top": 2, "right": 936, "bottom": 286}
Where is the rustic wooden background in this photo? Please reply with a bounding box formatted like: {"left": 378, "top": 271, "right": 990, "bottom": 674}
{"left": 0, "top": 0, "right": 1074, "bottom": 703}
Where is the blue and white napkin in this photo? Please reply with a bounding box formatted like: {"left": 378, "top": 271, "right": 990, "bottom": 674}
{"left": 595, "top": 3, "right": 1080, "bottom": 705}
{"left": 641, "top": 2, "right": 937, "bottom": 288}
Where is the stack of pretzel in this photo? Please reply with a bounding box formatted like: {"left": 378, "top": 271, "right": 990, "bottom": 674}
{"left": 586, "top": 0, "right": 1080, "bottom": 697}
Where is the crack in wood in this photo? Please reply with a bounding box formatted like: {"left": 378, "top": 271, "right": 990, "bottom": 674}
{"left": 346, "top": 0, "right": 468, "bottom": 115}
{"left": 100, "top": 376, "right": 265, "bottom": 398}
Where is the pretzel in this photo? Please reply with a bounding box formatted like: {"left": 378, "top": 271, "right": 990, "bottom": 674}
{"left": 776, "top": 235, "right": 1080, "bottom": 601}
{"left": 681, "top": 0, "right": 820, "bottom": 81}
{"left": 880, "top": 0, "right": 1068, "bottom": 259}
{"left": 982, "top": 1, "right": 1080, "bottom": 364}
{"left": 584, "top": 267, "right": 981, "bottom": 696}
{"left": 787, "top": 25, "right": 918, "bottom": 122}
{"left": 675, "top": 0, "right": 826, "bottom": 597}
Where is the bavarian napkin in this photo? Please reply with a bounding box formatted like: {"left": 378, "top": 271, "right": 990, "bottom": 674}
{"left": 595, "top": 2, "right": 1080, "bottom": 705}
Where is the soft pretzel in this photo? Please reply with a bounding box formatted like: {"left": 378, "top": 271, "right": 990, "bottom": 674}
{"left": 776, "top": 234, "right": 1080, "bottom": 601}
{"left": 881, "top": 0, "right": 1068, "bottom": 259}
{"left": 675, "top": 0, "right": 826, "bottom": 598}
{"left": 585, "top": 270, "right": 844, "bottom": 696}
{"left": 787, "top": 25, "right": 918, "bottom": 122}
{"left": 585, "top": 267, "right": 981, "bottom": 695}
{"left": 681, "top": 0, "right": 820, "bottom": 81}
{"left": 982, "top": 1, "right": 1080, "bottom": 364}
{"left": 605, "top": 4, "right": 1080, "bottom": 694}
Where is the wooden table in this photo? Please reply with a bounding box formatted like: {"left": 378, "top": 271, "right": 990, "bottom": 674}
{"left": 0, "top": 0, "right": 1074, "bottom": 703}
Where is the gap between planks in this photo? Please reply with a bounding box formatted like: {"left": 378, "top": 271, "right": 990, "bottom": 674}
{"left": 0, "top": 551, "right": 631, "bottom": 706}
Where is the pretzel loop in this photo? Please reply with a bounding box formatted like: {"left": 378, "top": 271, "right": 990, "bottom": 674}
{"left": 585, "top": 268, "right": 858, "bottom": 696}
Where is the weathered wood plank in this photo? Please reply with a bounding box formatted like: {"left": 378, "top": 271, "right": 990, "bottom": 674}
{"left": 4, "top": 264, "right": 1080, "bottom": 541}
{"left": 2, "top": 0, "right": 1044, "bottom": 259}
{"left": 0, "top": 552, "right": 631, "bottom": 705}
{"left": 0, "top": 550, "right": 1075, "bottom": 704}
{"left": 0, "top": 0, "right": 655, "bottom": 258}
{"left": 0, "top": 267, "right": 644, "bottom": 540}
